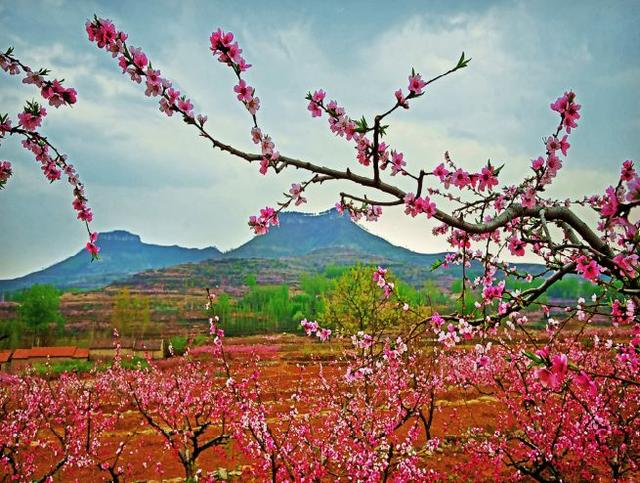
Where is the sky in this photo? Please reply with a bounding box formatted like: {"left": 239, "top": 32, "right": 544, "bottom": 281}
{"left": 0, "top": 0, "right": 638, "bottom": 279}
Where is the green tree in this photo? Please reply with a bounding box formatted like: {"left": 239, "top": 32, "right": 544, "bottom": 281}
{"left": 111, "top": 288, "right": 151, "bottom": 339}
{"left": 0, "top": 319, "right": 24, "bottom": 349}
{"left": 320, "top": 265, "right": 408, "bottom": 336}
{"left": 17, "top": 284, "right": 64, "bottom": 346}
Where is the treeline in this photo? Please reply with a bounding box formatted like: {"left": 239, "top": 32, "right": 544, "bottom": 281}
{"left": 212, "top": 265, "right": 450, "bottom": 337}
{"left": 0, "top": 284, "right": 65, "bottom": 348}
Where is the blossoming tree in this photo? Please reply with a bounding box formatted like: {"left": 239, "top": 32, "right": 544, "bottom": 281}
{"left": 0, "top": 13, "right": 638, "bottom": 481}
{"left": 81, "top": 16, "right": 639, "bottom": 480}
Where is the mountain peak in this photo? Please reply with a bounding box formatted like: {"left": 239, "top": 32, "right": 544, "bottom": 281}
{"left": 225, "top": 207, "right": 425, "bottom": 262}
{"left": 98, "top": 230, "right": 141, "bottom": 243}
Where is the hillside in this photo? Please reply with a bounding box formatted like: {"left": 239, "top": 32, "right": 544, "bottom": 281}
{"left": 225, "top": 209, "right": 445, "bottom": 265}
{"left": 116, "top": 247, "right": 456, "bottom": 293}
{"left": 0, "top": 231, "right": 222, "bottom": 293}
{"left": 1, "top": 209, "right": 545, "bottom": 294}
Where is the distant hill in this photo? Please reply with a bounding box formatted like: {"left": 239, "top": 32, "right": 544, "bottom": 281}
{"left": 119, "top": 210, "right": 463, "bottom": 292}
{"left": 116, "top": 247, "right": 453, "bottom": 293}
{"left": 0, "top": 231, "right": 222, "bottom": 293}
{"left": 118, "top": 209, "right": 544, "bottom": 291}
{"left": 1, "top": 209, "right": 545, "bottom": 294}
{"left": 225, "top": 209, "right": 445, "bottom": 265}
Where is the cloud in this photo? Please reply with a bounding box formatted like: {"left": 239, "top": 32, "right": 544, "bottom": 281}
{"left": 0, "top": 0, "right": 638, "bottom": 278}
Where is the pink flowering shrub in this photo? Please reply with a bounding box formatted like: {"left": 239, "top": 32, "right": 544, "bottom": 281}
{"left": 232, "top": 326, "right": 445, "bottom": 481}
{"left": 454, "top": 337, "right": 640, "bottom": 480}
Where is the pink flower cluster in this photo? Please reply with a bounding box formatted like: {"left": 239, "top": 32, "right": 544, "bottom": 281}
{"left": 508, "top": 237, "right": 526, "bottom": 257}
{"left": 306, "top": 89, "right": 325, "bottom": 117}
{"left": 1, "top": 50, "right": 77, "bottom": 108}
{"left": 373, "top": 266, "right": 394, "bottom": 298}
{"left": 403, "top": 192, "right": 436, "bottom": 218}
{"left": 482, "top": 281, "right": 505, "bottom": 302}
{"left": 1, "top": 48, "right": 97, "bottom": 258}
{"left": 535, "top": 350, "right": 568, "bottom": 389}
{"left": 20, "top": 133, "right": 57, "bottom": 179}
{"left": 251, "top": 127, "right": 279, "bottom": 175}
{"left": 575, "top": 255, "right": 600, "bottom": 282}
{"left": 248, "top": 206, "right": 279, "bottom": 235}
{"left": 210, "top": 28, "right": 280, "bottom": 176}
{"left": 209, "top": 28, "right": 251, "bottom": 72}
{"left": 300, "top": 319, "right": 332, "bottom": 342}
{"left": 432, "top": 162, "right": 499, "bottom": 192}
{"left": 86, "top": 231, "right": 99, "bottom": 257}
{"left": 86, "top": 17, "right": 126, "bottom": 49}
{"left": 289, "top": 183, "right": 307, "bottom": 206}
{"left": 527, "top": 92, "right": 579, "bottom": 187}
{"left": 550, "top": 90, "right": 581, "bottom": 133}
{"left": 87, "top": 18, "right": 198, "bottom": 124}
{"left": 0, "top": 160, "right": 11, "bottom": 188}
{"left": 611, "top": 298, "right": 637, "bottom": 326}
{"left": 234, "top": 79, "right": 260, "bottom": 115}
{"left": 17, "top": 102, "right": 46, "bottom": 132}
{"left": 38, "top": 79, "right": 77, "bottom": 108}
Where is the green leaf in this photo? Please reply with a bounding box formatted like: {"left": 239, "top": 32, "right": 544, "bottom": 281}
{"left": 522, "top": 350, "right": 544, "bottom": 365}
{"left": 456, "top": 52, "right": 472, "bottom": 69}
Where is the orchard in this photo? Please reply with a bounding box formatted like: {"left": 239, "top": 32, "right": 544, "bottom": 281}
{"left": 0, "top": 10, "right": 638, "bottom": 482}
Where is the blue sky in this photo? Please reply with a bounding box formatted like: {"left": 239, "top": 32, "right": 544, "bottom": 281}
{"left": 0, "top": 0, "right": 638, "bottom": 278}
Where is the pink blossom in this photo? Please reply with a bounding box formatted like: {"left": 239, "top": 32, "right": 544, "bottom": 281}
{"left": 86, "top": 18, "right": 119, "bottom": 48}
{"left": 394, "top": 89, "right": 409, "bottom": 108}
{"left": 129, "top": 46, "right": 148, "bottom": 70}
{"left": 86, "top": 231, "right": 100, "bottom": 258}
{"left": 317, "top": 328, "right": 332, "bottom": 342}
{"left": 576, "top": 255, "right": 600, "bottom": 282}
{"left": 300, "top": 318, "right": 319, "bottom": 336}
{"left": 620, "top": 160, "right": 636, "bottom": 182}
{"left": 508, "top": 237, "right": 526, "bottom": 257}
{"left": 245, "top": 96, "right": 260, "bottom": 115}
{"left": 373, "top": 266, "right": 388, "bottom": 287}
{"left": 177, "top": 98, "right": 194, "bottom": 118}
{"left": 407, "top": 72, "right": 427, "bottom": 95}
{"left": 41, "top": 80, "right": 78, "bottom": 107}
{"left": 531, "top": 156, "right": 545, "bottom": 170}
{"left": 390, "top": 150, "right": 406, "bottom": 175}
{"left": 18, "top": 106, "right": 46, "bottom": 131}
{"left": 0, "top": 160, "right": 12, "bottom": 186}
{"left": 600, "top": 186, "right": 619, "bottom": 217}
{"left": 251, "top": 127, "right": 262, "bottom": 144}
{"left": 520, "top": 188, "right": 536, "bottom": 208}
{"left": 365, "top": 205, "right": 382, "bottom": 221}
{"left": 248, "top": 206, "right": 279, "bottom": 235}
{"left": 559, "top": 135, "right": 570, "bottom": 156}
{"left": 477, "top": 165, "right": 498, "bottom": 192}
{"left": 536, "top": 353, "right": 568, "bottom": 389}
{"left": 289, "top": 183, "right": 307, "bottom": 206}
{"left": 307, "top": 90, "right": 325, "bottom": 117}
{"left": 452, "top": 168, "right": 471, "bottom": 189}
{"left": 234, "top": 79, "right": 253, "bottom": 102}
{"left": 613, "top": 253, "right": 639, "bottom": 278}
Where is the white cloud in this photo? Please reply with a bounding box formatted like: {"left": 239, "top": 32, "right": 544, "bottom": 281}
{"left": 0, "top": 0, "right": 637, "bottom": 278}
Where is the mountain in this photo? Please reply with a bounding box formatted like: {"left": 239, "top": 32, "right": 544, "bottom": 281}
{"left": 225, "top": 209, "right": 445, "bottom": 266}
{"left": 0, "top": 230, "right": 222, "bottom": 293}
{"left": 120, "top": 209, "right": 544, "bottom": 291}
{"left": 1, "top": 209, "right": 545, "bottom": 294}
